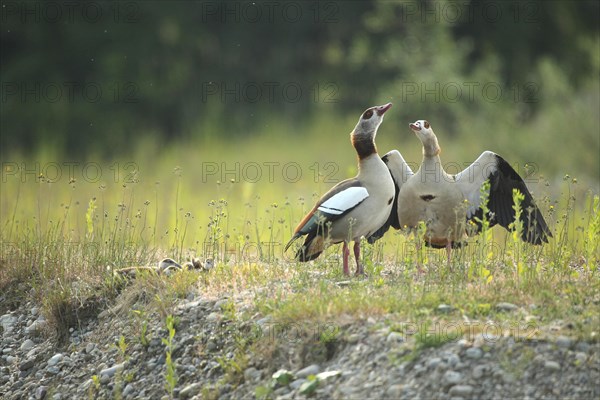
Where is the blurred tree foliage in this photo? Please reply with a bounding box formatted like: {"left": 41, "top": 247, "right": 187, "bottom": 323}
{"left": 1, "top": 0, "right": 598, "bottom": 158}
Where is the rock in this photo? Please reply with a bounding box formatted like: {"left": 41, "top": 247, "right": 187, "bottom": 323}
{"left": 19, "top": 358, "right": 35, "bottom": 371}
{"left": 290, "top": 379, "right": 307, "bottom": 390}
{"left": 386, "top": 384, "right": 404, "bottom": 398}
{"left": 386, "top": 331, "right": 404, "bottom": 343}
{"left": 347, "top": 333, "right": 361, "bottom": 344}
{"left": 496, "top": 302, "right": 518, "bottom": 312}
{"left": 179, "top": 383, "right": 202, "bottom": 399}
{"left": 35, "top": 385, "right": 48, "bottom": 399}
{"left": 556, "top": 336, "right": 572, "bottom": 348}
{"left": 575, "top": 352, "right": 587, "bottom": 364}
{"left": 100, "top": 362, "right": 124, "bottom": 377}
{"left": 449, "top": 384, "right": 474, "bottom": 396}
{"left": 31, "top": 307, "right": 39, "bottom": 316}
{"left": 85, "top": 343, "right": 95, "bottom": 354}
{"left": 443, "top": 370, "right": 463, "bottom": 385}
{"left": 0, "top": 314, "right": 17, "bottom": 330}
{"left": 123, "top": 383, "right": 135, "bottom": 396}
{"left": 296, "top": 364, "right": 320, "bottom": 378}
{"left": 47, "top": 353, "right": 63, "bottom": 366}
{"left": 21, "top": 339, "right": 35, "bottom": 351}
{"left": 544, "top": 361, "right": 560, "bottom": 371}
{"left": 243, "top": 367, "right": 261, "bottom": 382}
{"left": 472, "top": 365, "right": 487, "bottom": 379}
{"left": 206, "top": 312, "right": 221, "bottom": 322}
{"left": 465, "top": 347, "right": 483, "bottom": 359}
{"left": 437, "top": 304, "right": 454, "bottom": 313}
{"left": 426, "top": 357, "right": 442, "bottom": 369}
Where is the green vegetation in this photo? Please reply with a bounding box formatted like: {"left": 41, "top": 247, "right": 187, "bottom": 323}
{"left": 0, "top": 1, "right": 598, "bottom": 395}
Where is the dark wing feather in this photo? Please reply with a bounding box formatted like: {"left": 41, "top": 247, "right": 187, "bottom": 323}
{"left": 468, "top": 154, "right": 552, "bottom": 244}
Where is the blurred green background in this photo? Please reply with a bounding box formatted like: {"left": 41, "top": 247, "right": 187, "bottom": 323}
{"left": 1, "top": 0, "right": 599, "bottom": 250}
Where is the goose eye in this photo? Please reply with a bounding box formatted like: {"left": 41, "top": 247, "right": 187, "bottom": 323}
{"left": 424, "top": 121, "right": 430, "bottom": 129}
{"left": 363, "top": 109, "right": 373, "bottom": 119}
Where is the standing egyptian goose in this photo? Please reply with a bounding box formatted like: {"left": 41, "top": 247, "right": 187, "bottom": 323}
{"left": 373, "top": 119, "right": 552, "bottom": 262}
{"left": 285, "top": 103, "right": 395, "bottom": 275}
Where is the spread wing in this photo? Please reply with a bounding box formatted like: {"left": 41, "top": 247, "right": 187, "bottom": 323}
{"left": 454, "top": 151, "right": 552, "bottom": 244}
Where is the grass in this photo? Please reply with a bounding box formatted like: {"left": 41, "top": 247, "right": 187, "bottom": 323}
{"left": 0, "top": 113, "right": 599, "bottom": 395}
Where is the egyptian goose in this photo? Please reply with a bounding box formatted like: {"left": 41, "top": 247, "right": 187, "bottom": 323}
{"left": 285, "top": 103, "right": 396, "bottom": 275}
{"left": 371, "top": 119, "right": 552, "bottom": 262}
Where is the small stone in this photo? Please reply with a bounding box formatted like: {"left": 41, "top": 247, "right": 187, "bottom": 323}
{"left": 100, "top": 374, "right": 110, "bottom": 384}
{"left": 179, "top": 383, "right": 202, "bottom": 399}
{"left": 214, "top": 299, "right": 230, "bottom": 310}
{"left": 296, "top": 364, "right": 320, "bottom": 378}
{"left": 19, "top": 358, "right": 35, "bottom": 371}
{"left": 472, "top": 365, "right": 486, "bottom": 379}
{"left": 426, "top": 357, "right": 442, "bottom": 369}
{"left": 85, "top": 343, "right": 95, "bottom": 354}
{"left": 123, "top": 383, "right": 134, "bottom": 396}
{"left": 100, "top": 362, "right": 124, "bottom": 377}
{"left": 449, "top": 384, "right": 474, "bottom": 397}
{"left": 47, "top": 353, "right": 63, "bottom": 366}
{"left": 243, "top": 367, "right": 261, "bottom": 382}
{"left": 544, "top": 361, "right": 560, "bottom": 371}
{"left": 206, "top": 312, "right": 221, "bottom": 322}
{"left": 31, "top": 307, "right": 39, "bottom": 316}
{"left": 575, "top": 352, "right": 587, "bottom": 364}
{"left": 35, "top": 386, "right": 48, "bottom": 400}
{"left": 465, "top": 347, "right": 483, "bottom": 359}
{"left": 575, "top": 342, "right": 590, "bottom": 352}
{"left": 386, "top": 384, "right": 404, "bottom": 398}
{"left": 437, "top": 304, "right": 454, "bottom": 313}
{"left": 443, "top": 370, "right": 462, "bottom": 385}
{"left": 6, "top": 355, "right": 16, "bottom": 364}
{"left": 347, "top": 334, "right": 361, "bottom": 344}
{"left": 555, "top": 336, "right": 572, "bottom": 348}
{"left": 290, "top": 379, "right": 307, "bottom": 390}
{"left": 386, "top": 331, "right": 404, "bottom": 343}
{"left": 46, "top": 366, "right": 60, "bottom": 375}
{"left": 496, "top": 302, "right": 518, "bottom": 312}
{"left": 447, "top": 354, "right": 460, "bottom": 367}
{"left": 21, "top": 339, "right": 35, "bottom": 351}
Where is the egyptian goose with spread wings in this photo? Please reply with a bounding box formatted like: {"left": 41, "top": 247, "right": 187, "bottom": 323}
{"left": 285, "top": 103, "right": 395, "bottom": 275}
{"left": 371, "top": 119, "right": 552, "bottom": 262}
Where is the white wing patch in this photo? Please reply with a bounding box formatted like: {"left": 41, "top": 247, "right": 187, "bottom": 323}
{"left": 454, "top": 151, "right": 499, "bottom": 218}
{"left": 318, "top": 187, "right": 369, "bottom": 215}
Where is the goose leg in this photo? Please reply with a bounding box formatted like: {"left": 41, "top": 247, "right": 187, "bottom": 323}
{"left": 342, "top": 241, "right": 350, "bottom": 276}
{"left": 415, "top": 240, "right": 425, "bottom": 275}
{"left": 445, "top": 242, "right": 452, "bottom": 270}
{"left": 353, "top": 241, "right": 364, "bottom": 276}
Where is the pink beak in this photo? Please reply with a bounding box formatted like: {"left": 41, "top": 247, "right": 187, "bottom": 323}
{"left": 375, "top": 103, "right": 392, "bottom": 116}
{"left": 409, "top": 123, "right": 419, "bottom": 131}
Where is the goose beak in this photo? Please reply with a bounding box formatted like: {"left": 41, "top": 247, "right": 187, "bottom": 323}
{"left": 376, "top": 103, "right": 392, "bottom": 116}
{"left": 409, "top": 122, "right": 420, "bottom": 131}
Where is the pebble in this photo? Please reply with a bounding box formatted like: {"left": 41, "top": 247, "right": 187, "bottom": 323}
{"left": 465, "top": 347, "right": 483, "bottom": 359}
{"left": 179, "top": 383, "right": 202, "bottom": 399}
{"left": 19, "top": 358, "right": 35, "bottom": 371}
{"left": 243, "top": 367, "right": 261, "bottom": 382}
{"left": 449, "top": 384, "right": 474, "bottom": 397}
{"left": 123, "top": 383, "right": 135, "bottom": 396}
{"left": 21, "top": 339, "right": 35, "bottom": 351}
{"left": 386, "top": 331, "right": 404, "bottom": 343}
{"left": 296, "top": 364, "right": 320, "bottom": 378}
{"left": 496, "top": 302, "right": 518, "bottom": 312}
{"left": 100, "top": 363, "right": 124, "bottom": 377}
{"left": 47, "top": 354, "right": 63, "bottom": 366}
{"left": 35, "top": 385, "right": 48, "bottom": 399}
{"left": 544, "top": 361, "right": 560, "bottom": 371}
{"left": 290, "top": 379, "right": 307, "bottom": 390}
{"left": 556, "top": 336, "right": 572, "bottom": 348}
{"left": 437, "top": 304, "right": 454, "bottom": 313}
{"left": 443, "top": 370, "right": 463, "bottom": 385}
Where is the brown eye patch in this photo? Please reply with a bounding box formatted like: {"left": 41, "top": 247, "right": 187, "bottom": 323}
{"left": 363, "top": 109, "right": 373, "bottom": 119}
{"left": 424, "top": 121, "right": 430, "bottom": 129}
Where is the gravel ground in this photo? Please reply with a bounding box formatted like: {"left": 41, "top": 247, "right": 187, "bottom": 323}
{"left": 1, "top": 287, "right": 599, "bottom": 400}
